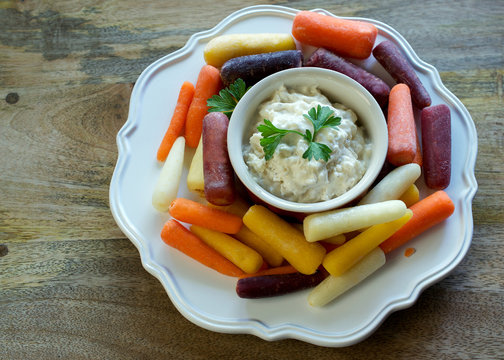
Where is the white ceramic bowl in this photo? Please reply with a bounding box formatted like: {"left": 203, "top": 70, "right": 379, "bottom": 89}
{"left": 228, "top": 67, "right": 388, "bottom": 214}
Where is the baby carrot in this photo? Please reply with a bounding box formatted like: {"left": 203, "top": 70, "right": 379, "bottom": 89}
{"left": 386, "top": 84, "right": 418, "bottom": 166}
{"left": 160, "top": 219, "right": 244, "bottom": 277}
{"left": 358, "top": 163, "right": 421, "bottom": 205}
{"left": 236, "top": 270, "right": 326, "bottom": 298}
{"left": 190, "top": 225, "right": 263, "bottom": 274}
{"left": 185, "top": 65, "right": 222, "bottom": 148}
{"left": 379, "top": 190, "right": 455, "bottom": 254}
{"left": 308, "top": 247, "right": 386, "bottom": 307}
{"left": 210, "top": 198, "right": 284, "bottom": 267}
{"left": 156, "top": 81, "right": 195, "bottom": 161}
{"left": 243, "top": 205, "right": 326, "bottom": 275}
{"left": 234, "top": 226, "right": 284, "bottom": 267}
{"left": 152, "top": 136, "right": 186, "bottom": 212}
{"left": 373, "top": 40, "right": 431, "bottom": 109}
{"left": 169, "top": 198, "right": 242, "bottom": 234}
{"left": 398, "top": 184, "right": 420, "bottom": 208}
{"left": 292, "top": 11, "right": 378, "bottom": 59}
{"left": 421, "top": 104, "right": 451, "bottom": 189}
{"left": 204, "top": 33, "right": 296, "bottom": 68}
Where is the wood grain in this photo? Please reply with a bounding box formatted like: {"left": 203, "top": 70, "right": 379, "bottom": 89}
{"left": 1, "top": 1, "right": 503, "bottom": 359}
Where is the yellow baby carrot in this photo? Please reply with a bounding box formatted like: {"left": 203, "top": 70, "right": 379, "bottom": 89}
{"left": 204, "top": 33, "right": 296, "bottom": 67}
{"left": 233, "top": 226, "right": 284, "bottom": 267}
{"left": 243, "top": 205, "right": 326, "bottom": 275}
{"left": 323, "top": 210, "right": 413, "bottom": 277}
{"left": 398, "top": 184, "right": 420, "bottom": 208}
{"left": 190, "top": 225, "right": 263, "bottom": 274}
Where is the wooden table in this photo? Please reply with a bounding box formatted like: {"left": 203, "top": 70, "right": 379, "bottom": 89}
{"left": 1, "top": 1, "right": 502, "bottom": 358}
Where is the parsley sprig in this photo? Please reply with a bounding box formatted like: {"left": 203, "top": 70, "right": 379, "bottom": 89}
{"left": 258, "top": 105, "right": 341, "bottom": 162}
{"left": 207, "top": 78, "right": 249, "bottom": 118}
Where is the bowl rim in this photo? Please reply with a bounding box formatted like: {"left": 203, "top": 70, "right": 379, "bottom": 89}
{"left": 228, "top": 67, "right": 388, "bottom": 213}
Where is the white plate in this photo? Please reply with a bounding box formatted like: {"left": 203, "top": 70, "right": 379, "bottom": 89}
{"left": 109, "top": 5, "right": 477, "bottom": 347}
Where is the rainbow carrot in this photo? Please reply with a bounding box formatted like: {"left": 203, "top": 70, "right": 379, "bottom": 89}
{"left": 204, "top": 33, "right": 296, "bottom": 68}
{"left": 379, "top": 190, "right": 455, "bottom": 254}
{"left": 421, "top": 104, "right": 451, "bottom": 190}
{"left": 398, "top": 184, "right": 420, "bottom": 208}
{"left": 233, "top": 226, "right": 284, "bottom": 267}
{"left": 372, "top": 40, "right": 431, "bottom": 109}
{"left": 169, "top": 198, "right": 242, "bottom": 234}
{"left": 161, "top": 219, "right": 244, "bottom": 277}
{"left": 308, "top": 247, "right": 385, "bottom": 307}
{"left": 358, "top": 163, "right": 421, "bottom": 205}
{"left": 152, "top": 137, "right": 185, "bottom": 212}
{"left": 236, "top": 270, "right": 326, "bottom": 298}
{"left": 185, "top": 65, "right": 222, "bottom": 148}
{"left": 156, "top": 81, "right": 195, "bottom": 161}
{"left": 190, "top": 225, "right": 263, "bottom": 274}
{"left": 292, "top": 11, "right": 378, "bottom": 59}
{"left": 386, "top": 84, "right": 418, "bottom": 166}
{"left": 243, "top": 205, "right": 326, "bottom": 275}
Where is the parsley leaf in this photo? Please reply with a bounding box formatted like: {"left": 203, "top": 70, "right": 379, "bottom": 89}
{"left": 207, "top": 78, "right": 249, "bottom": 118}
{"left": 303, "top": 141, "right": 333, "bottom": 162}
{"left": 258, "top": 120, "right": 304, "bottom": 160}
{"left": 258, "top": 104, "right": 341, "bottom": 162}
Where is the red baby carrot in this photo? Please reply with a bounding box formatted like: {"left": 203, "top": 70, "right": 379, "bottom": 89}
{"left": 421, "top": 104, "right": 451, "bottom": 189}
{"left": 373, "top": 40, "right": 431, "bottom": 109}
{"left": 379, "top": 190, "right": 455, "bottom": 254}
{"left": 169, "top": 197, "right": 242, "bottom": 234}
{"left": 185, "top": 65, "right": 222, "bottom": 148}
{"left": 238, "top": 265, "right": 297, "bottom": 279}
{"left": 161, "top": 219, "right": 244, "bottom": 277}
{"left": 157, "top": 81, "right": 195, "bottom": 161}
{"left": 386, "top": 84, "right": 418, "bottom": 166}
{"left": 292, "top": 11, "right": 378, "bottom": 59}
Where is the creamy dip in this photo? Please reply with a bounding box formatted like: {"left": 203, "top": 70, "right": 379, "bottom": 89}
{"left": 244, "top": 85, "right": 372, "bottom": 203}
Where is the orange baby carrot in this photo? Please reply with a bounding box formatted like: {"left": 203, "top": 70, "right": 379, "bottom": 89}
{"left": 157, "top": 81, "right": 195, "bottom": 161}
{"left": 379, "top": 190, "right": 455, "bottom": 254}
{"left": 169, "top": 197, "right": 242, "bottom": 234}
{"left": 185, "top": 65, "right": 222, "bottom": 148}
{"left": 238, "top": 265, "right": 297, "bottom": 279}
{"left": 386, "top": 84, "right": 418, "bottom": 166}
{"left": 292, "top": 11, "right": 377, "bottom": 59}
{"left": 161, "top": 219, "right": 244, "bottom": 277}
